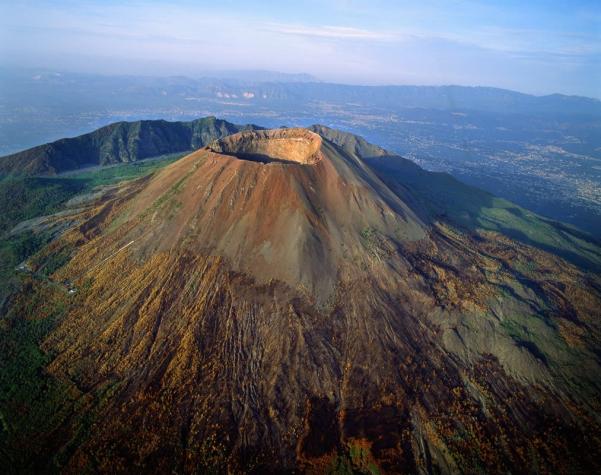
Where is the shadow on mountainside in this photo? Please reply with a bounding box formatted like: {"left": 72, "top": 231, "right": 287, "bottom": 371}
{"left": 365, "top": 155, "right": 601, "bottom": 273}
{"left": 216, "top": 151, "right": 304, "bottom": 165}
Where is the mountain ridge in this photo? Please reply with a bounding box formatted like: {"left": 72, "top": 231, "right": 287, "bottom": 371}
{"left": 0, "top": 116, "right": 261, "bottom": 176}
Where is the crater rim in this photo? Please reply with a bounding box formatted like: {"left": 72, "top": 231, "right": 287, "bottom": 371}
{"left": 208, "top": 128, "right": 323, "bottom": 165}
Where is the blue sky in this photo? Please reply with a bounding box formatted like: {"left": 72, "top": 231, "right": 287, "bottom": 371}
{"left": 1, "top": 0, "right": 599, "bottom": 97}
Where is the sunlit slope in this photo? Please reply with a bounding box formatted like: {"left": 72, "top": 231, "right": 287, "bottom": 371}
{"left": 311, "top": 125, "right": 601, "bottom": 271}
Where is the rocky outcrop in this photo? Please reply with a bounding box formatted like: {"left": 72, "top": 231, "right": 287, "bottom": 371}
{"left": 209, "top": 128, "right": 323, "bottom": 165}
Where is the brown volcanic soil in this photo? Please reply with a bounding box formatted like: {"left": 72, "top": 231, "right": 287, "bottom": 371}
{"left": 7, "top": 128, "right": 601, "bottom": 473}
{"left": 73, "top": 128, "right": 426, "bottom": 305}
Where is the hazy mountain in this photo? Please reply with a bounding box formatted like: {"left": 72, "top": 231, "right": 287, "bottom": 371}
{"left": 2, "top": 69, "right": 598, "bottom": 117}
{"left": 2, "top": 125, "right": 600, "bottom": 473}
{"left": 201, "top": 69, "right": 318, "bottom": 83}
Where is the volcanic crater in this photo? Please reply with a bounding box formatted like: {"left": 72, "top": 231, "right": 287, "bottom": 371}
{"left": 208, "top": 128, "right": 323, "bottom": 165}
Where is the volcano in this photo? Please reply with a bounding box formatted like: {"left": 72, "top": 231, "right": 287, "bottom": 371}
{"left": 3, "top": 126, "right": 601, "bottom": 474}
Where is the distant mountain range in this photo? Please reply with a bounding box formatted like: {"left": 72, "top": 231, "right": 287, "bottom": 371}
{"left": 2, "top": 69, "right": 599, "bottom": 121}
{"left": 1, "top": 70, "right": 600, "bottom": 237}
{"left": 199, "top": 69, "right": 318, "bottom": 83}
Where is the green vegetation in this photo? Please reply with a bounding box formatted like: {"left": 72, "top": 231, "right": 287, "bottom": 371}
{"left": 0, "top": 149, "right": 183, "bottom": 299}
{"left": 144, "top": 157, "right": 201, "bottom": 219}
{"left": 0, "top": 177, "right": 86, "bottom": 235}
{"left": 148, "top": 171, "right": 189, "bottom": 214}
{"left": 0, "top": 153, "right": 183, "bottom": 307}
{"left": 0, "top": 272, "right": 117, "bottom": 472}
{"left": 39, "top": 247, "right": 74, "bottom": 277}
{"left": 0, "top": 154, "right": 185, "bottom": 470}
{"left": 0, "top": 116, "right": 254, "bottom": 176}
{"left": 0, "top": 153, "right": 183, "bottom": 235}
{"left": 498, "top": 313, "right": 572, "bottom": 369}
{"left": 0, "top": 231, "right": 51, "bottom": 304}
{"left": 327, "top": 444, "right": 381, "bottom": 475}
{"left": 62, "top": 152, "right": 184, "bottom": 187}
{"left": 348, "top": 443, "right": 380, "bottom": 475}
{"left": 0, "top": 153, "right": 183, "bottom": 470}
{"left": 328, "top": 456, "right": 354, "bottom": 475}
{"left": 0, "top": 279, "right": 73, "bottom": 471}
{"left": 359, "top": 227, "right": 378, "bottom": 252}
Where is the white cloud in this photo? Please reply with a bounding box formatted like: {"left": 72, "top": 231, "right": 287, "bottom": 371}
{"left": 1, "top": 0, "right": 599, "bottom": 96}
{"left": 264, "top": 23, "right": 399, "bottom": 41}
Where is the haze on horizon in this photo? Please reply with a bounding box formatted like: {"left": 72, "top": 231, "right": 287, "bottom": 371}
{"left": 1, "top": 0, "right": 600, "bottom": 98}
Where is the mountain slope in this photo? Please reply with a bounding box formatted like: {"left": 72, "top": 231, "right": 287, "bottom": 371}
{"left": 0, "top": 116, "right": 259, "bottom": 176}
{"left": 314, "top": 125, "right": 601, "bottom": 272}
{"left": 2, "top": 126, "right": 601, "bottom": 474}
